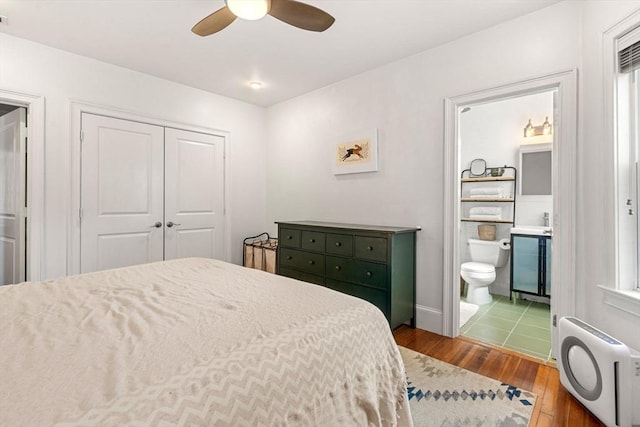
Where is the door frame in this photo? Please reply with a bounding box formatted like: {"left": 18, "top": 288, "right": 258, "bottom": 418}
{"left": 0, "top": 89, "right": 45, "bottom": 282}
{"left": 68, "top": 101, "right": 231, "bottom": 275}
{"left": 442, "top": 69, "right": 578, "bottom": 355}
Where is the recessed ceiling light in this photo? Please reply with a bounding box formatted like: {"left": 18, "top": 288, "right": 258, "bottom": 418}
{"left": 248, "top": 81, "right": 263, "bottom": 89}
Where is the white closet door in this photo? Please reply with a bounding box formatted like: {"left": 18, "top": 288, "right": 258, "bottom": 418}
{"left": 164, "top": 128, "right": 225, "bottom": 261}
{"left": 80, "top": 114, "right": 165, "bottom": 273}
{"left": 0, "top": 108, "right": 26, "bottom": 285}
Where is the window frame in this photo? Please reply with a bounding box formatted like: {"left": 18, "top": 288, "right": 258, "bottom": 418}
{"left": 603, "top": 11, "right": 640, "bottom": 315}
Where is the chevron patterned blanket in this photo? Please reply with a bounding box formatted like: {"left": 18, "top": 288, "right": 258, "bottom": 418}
{"left": 0, "top": 258, "right": 412, "bottom": 426}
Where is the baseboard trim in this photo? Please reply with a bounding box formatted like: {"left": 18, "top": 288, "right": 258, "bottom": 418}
{"left": 416, "top": 304, "right": 443, "bottom": 334}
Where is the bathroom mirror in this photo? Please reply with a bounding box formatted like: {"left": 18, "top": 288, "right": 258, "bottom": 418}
{"left": 470, "top": 158, "right": 486, "bottom": 177}
{"left": 519, "top": 143, "right": 552, "bottom": 195}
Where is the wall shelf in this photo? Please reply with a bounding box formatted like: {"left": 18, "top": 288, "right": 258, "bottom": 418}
{"left": 460, "top": 165, "right": 517, "bottom": 225}
{"left": 461, "top": 197, "right": 514, "bottom": 202}
{"left": 461, "top": 176, "right": 515, "bottom": 183}
{"left": 460, "top": 218, "right": 514, "bottom": 224}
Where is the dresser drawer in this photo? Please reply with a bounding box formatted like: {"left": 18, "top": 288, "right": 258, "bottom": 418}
{"left": 280, "top": 228, "right": 301, "bottom": 248}
{"left": 325, "top": 279, "right": 388, "bottom": 316}
{"left": 301, "top": 231, "right": 325, "bottom": 252}
{"left": 326, "top": 233, "right": 353, "bottom": 256}
{"left": 280, "top": 248, "right": 324, "bottom": 276}
{"left": 355, "top": 236, "right": 388, "bottom": 262}
{"left": 326, "top": 256, "right": 388, "bottom": 290}
{"left": 279, "top": 267, "right": 324, "bottom": 286}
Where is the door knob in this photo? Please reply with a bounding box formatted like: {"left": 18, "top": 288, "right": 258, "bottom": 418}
{"left": 167, "top": 221, "right": 181, "bottom": 228}
{"left": 150, "top": 222, "right": 162, "bottom": 228}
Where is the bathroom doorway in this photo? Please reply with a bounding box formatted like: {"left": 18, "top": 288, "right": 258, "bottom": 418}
{"left": 442, "top": 70, "right": 578, "bottom": 361}
{"left": 457, "top": 91, "right": 554, "bottom": 360}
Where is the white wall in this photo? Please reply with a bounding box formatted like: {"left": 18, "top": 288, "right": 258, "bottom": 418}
{"left": 460, "top": 92, "right": 553, "bottom": 297}
{"left": 460, "top": 91, "right": 554, "bottom": 226}
{"left": 267, "top": 1, "right": 580, "bottom": 331}
{"left": 0, "top": 33, "right": 268, "bottom": 279}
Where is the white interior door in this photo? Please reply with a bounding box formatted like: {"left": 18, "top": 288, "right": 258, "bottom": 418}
{"left": 80, "top": 113, "right": 165, "bottom": 273}
{"left": 164, "top": 128, "right": 225, "bottom": 260}
{"left": 0, "top": 108, "right": 26, "bottom": 285}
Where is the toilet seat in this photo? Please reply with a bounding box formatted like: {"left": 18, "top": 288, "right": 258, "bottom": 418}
{"left": 460, "top": 262, "right": 496, "bottom": 305}
{"left": 461, "top": 262, "right": 495, "bottom": 274}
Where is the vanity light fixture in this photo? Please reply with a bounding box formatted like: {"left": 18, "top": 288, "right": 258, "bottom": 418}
{"left": 248, "top": 81, "right": 263, "bottom": 89}
{"left": 226, "top": 0, "right": 269, "bottom": 20}
{"left": 524, "top": 116, "right": 552, "bottom": 137}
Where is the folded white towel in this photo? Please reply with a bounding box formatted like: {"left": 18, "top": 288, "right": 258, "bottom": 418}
{"left": 469, "top": 214, "right": 502, "bottom": 220}
{"left": 469, "top": 207, "right": 502, "bottom": 216}
{"left": 470, "top": 194, "right": 506, "bottom": 199}
{"left": 469, "top": 187, "right": 504, "bottom": 196}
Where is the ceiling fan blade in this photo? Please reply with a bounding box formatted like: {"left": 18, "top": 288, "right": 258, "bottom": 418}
{"left": 192, "top": 6, "right": 237, "bottom": 36}
{"left": 268, "top": 0, "right": 335, "bottom": 32}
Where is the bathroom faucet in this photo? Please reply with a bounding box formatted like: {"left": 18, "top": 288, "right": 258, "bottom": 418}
{"left": 543, "top": 212, "right": 550, "bottom": 227}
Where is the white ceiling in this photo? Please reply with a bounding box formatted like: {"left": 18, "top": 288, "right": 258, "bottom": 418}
{"left": 0, "top": 0, "right": 561, "bottom": 107}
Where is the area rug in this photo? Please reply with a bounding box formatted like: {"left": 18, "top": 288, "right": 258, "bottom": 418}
{"left": 399, "top": 346, "right": 536, "bottom": 426}
{"left": 460, "top": 301, "right": 479, "bottom": 328}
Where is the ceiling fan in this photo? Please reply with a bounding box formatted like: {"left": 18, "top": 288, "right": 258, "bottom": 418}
{"left": 192, "top": 0, "right": 335, "bottom": 36}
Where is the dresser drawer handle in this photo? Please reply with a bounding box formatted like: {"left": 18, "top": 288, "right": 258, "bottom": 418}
{"left": 367, "top": 246, "right": 373, "bottom": 251}
{"left": 286, "top": 256, "right": 292, "bottom": 260}
{"left": 309, "top": 239, "right": 315, "bottom": 243}
{"left": 287, "top": 235, "right": 293, "bottom": 240}
{"left": 308, "top": 260, "right": 315, "bottom": 265}
{"left": 335, "top": 265, "right": 341, "bottom": 271}
{"left": 335, "top": 242, "right": 342, "bottom": 247}
{"left": 365, "top": 271, "right": 372, "bottom": 277}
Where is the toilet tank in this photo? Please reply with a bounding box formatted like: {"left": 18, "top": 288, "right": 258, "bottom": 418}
{"left": 467, "top": 238, "right": 510, "bottom": 267}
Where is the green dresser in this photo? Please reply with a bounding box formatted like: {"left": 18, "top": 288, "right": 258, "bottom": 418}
{"left": 276, "top": 221, "right": 419, "bottom": 329}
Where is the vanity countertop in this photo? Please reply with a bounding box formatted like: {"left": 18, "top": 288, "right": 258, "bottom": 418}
{"left": 510, "top": 225, "right": 553, "bottom": 236}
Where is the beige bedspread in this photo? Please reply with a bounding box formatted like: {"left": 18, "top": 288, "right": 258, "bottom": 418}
{"left": 0, "top": 258, "right": 411, "bottom": 426}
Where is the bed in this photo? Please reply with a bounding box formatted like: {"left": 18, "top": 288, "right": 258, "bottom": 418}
{"left": 0, "top": 258, "right": 412, "bottom": 426}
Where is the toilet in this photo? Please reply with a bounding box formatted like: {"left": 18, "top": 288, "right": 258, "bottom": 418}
{"left": 461, "top": 238, "right": 511, "bottom": 305}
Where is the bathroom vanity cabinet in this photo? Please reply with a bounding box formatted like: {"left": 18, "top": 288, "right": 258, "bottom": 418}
{"left": 510, "top": 234, "right": 552, "bottom": 297}
{"left": 275, "top": 221, "right": 419, "bottom": 329}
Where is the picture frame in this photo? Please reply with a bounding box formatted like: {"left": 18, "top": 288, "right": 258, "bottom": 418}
{"left": 332, "top": 128, "right": 378, "bottom": 175}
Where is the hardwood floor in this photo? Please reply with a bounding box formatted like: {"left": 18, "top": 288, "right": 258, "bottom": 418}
{"left": 393, "top": 326, "right": 604, "bottom": 426}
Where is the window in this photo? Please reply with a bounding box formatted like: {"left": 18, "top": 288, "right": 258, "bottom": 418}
{"left": 616, "top": 26, "right": 640, "bottom": 293}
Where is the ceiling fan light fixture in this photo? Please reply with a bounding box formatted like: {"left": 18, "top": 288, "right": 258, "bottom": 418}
{"left": 226, "top": 0, "right": 270, "bottom": 21}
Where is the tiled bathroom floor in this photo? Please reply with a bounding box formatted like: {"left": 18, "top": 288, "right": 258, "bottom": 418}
{"left": 460, "top": 295, "right": 553, "bottom": 362}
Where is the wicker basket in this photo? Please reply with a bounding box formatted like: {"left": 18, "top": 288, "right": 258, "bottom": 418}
{"left": 477, "top": 224, "right": 496, "bottom": 241}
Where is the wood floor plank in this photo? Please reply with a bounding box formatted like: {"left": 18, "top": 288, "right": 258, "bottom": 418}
{"left": 475, "top": 348, "right": 508, "bottom": 380}
{"left": 393, "top": 326, "right": 605, "bottom": 427}
{"left": 540, "top": 363, "right": 560, "bottom": 417}
{"left": 531, "top": 365, "right": 551, "bottom": 397}
{"left": 513, "top": 358, "right": 539, "bottom": 391}
{"left": 554, "top": 388, "right": 574, "bottom": 426}
{"left": 535, "top": 412, "right": 554, "bottom": 427}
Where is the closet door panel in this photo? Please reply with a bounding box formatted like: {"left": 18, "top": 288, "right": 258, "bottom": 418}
{"left": 0, "top": 108, "right": 26, "bottom": 285}
{"left": 80, "top": 113, "right": 165, "bottom": 273}
{"left": 164, "top": 128, "right": 224, "bottom": 261}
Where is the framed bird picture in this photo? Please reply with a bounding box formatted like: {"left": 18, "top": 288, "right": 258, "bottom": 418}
{"left": 333, "top": 128, "right": 379, "bottom": 175}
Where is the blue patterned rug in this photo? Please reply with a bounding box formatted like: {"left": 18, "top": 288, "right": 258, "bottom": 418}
{"left": 399, "top": 346, "right": 536, "bottom": 426}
